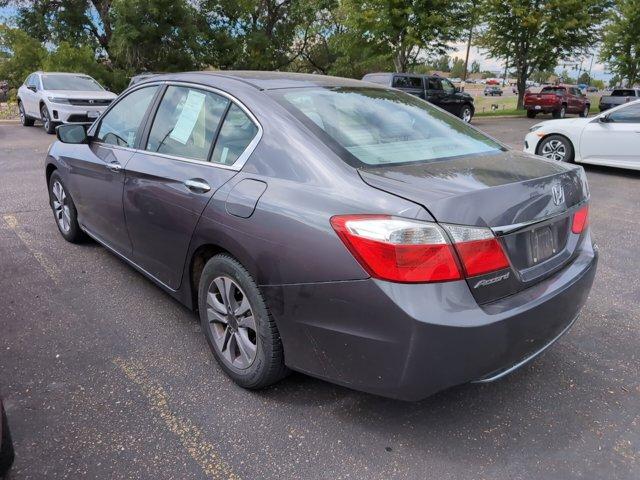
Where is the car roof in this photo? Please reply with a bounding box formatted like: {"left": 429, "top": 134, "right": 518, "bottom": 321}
{"left": 149, "top": 71, "right": 373, "bottom": 91}
{"left": 36, "top": 72, "right": 94, "bottom": 76}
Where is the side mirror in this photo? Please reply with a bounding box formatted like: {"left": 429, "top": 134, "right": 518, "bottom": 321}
{"left": 27, "top": 85, "right": 36, "bottom": 92}
{"left": 599, "top": 115, "right": 610, "bottom": 123}
{"left": 56, "top": 124, "right": 89, "bottom": 144}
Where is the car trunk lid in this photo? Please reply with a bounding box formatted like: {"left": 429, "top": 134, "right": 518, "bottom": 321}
{"left": 358, "top": 151, "right": 589, "bottom": 303}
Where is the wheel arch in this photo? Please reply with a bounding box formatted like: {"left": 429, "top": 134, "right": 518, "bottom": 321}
{"left": 45, "top": 162, "right": 57, "bottom": 186}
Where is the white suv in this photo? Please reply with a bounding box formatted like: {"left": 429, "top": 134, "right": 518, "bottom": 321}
{"left": 17, "top": 72, "right": 117, "bottom": 134}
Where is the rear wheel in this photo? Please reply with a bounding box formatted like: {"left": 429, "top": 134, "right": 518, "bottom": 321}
{"left": 526, "top": 110, "right": 536, "bottom": 118}
{"left": 552, "top": 105, "right": 566, "bottom": 119}
{"left": 18, "top": 101, "right": 35, "bottom": 126}
{"left": 198, "top": 254, "right": 288, "bottom": 389}
{"left": 537, "top": 134, "right": 574, "bottom": 163}
{"left": 41, "top": 104, "right": 56, "bottom": 134}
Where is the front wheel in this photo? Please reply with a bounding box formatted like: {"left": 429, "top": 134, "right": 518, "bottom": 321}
{"left": 198, "top": 254, "right": 288, "bottom": 389}
{"left": 41, "top": 104, "right": 56, "bottom": 134}
{"left": 537, "top": 134, "right": 574, "bottom": 163}
{"left": 459, "top": 105, "right": 473, "bottom": 123}
{"left": 48, "top": 171, "right": 85, "bottom": 242}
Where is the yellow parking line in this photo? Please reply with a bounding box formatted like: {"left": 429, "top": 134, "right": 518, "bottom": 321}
{"left": 113, "top": 358, "right": 240, "bottom": 480}
{"left": 3, "top": 214, "right": 61, "bottom": 285}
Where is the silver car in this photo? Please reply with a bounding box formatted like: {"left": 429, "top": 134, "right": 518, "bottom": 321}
{"left": 17, "top": 72, "right": 117, "bottom": 134}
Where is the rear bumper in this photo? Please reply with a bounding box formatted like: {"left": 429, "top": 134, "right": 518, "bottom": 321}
{"left": 525, "top": 105, "right": 560, "bottom": 113}
{"left": 262, "top": 237, "right": 598, "bottom": 400}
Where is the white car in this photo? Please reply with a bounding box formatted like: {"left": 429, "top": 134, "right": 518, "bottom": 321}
{"left": 17, "top": 72, "right": 117, "bottom": 134}
{"left": 524, "top": 99, "right": 640, "bottom": 170}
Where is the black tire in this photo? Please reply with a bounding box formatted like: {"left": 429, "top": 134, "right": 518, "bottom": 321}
{"left": 41, "top": 104, "right": 56, "bottom": 134}
{"left": 18, "top": 100, "right": 35, "bottom": 126}
{"left": 0, "top": 405, "right": 14, "bottom": 477}
{"left": 198, "top": 254, "right": 288, "bottom": 389}
{"left": 48, "top": 171, "right": 86, "bottom": 243}
{"left": 536, "top": 134, "right": 574, "bottom": 163}
{"left": 579, "top": 105, "right": 590, "bottom": 118}
{"left": 459, "top": 104, "right": 473, "bottom": 123}
{"left": 526, "top": 110, "right": 536, "bottom": 118}
{"left": 552, "top": 105, "right": 566, "bottom": 119}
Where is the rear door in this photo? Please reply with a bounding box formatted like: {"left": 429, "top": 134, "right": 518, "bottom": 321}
{"left": 21, "top": 75, "right": 39, "bottom": 116}
{"left": 123, "top": 84, "right": 261, "bottom": 289}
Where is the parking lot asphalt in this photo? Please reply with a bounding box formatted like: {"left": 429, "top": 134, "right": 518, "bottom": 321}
{"left": 1, "top": 118, "right": 638, "bottom": 480}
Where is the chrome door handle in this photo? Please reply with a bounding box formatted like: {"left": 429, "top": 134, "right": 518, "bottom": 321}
{"left": 106, "top": 161, "right": 122, "bottom": 172}
{"left": 184, "top": 179, "right": 211, "bottom": 193}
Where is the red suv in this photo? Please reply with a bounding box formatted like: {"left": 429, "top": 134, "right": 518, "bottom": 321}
{"left": 524, "top": 85, "right": 590, "bottom": 119}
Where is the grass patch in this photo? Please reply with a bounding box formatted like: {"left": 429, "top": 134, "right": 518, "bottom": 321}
{"left": 475, "top": 108, "right": 524, "bottom": 117}
{"left": 0, "top": 102, "right": 19, "bottom": 120}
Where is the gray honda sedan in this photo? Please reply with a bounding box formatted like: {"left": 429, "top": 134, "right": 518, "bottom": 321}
{"left": 45, "top": 72, "right": 597, "bottom": 400}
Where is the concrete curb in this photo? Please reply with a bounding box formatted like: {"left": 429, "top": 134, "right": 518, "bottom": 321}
{"left": 0, "top": 119, "right": 20, "bottom": 124}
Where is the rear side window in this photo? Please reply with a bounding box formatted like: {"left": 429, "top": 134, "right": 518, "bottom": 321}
{"left": 95, "top": 86, "right": 159, "bottom": 147}
{"left": 611, "top": 89, "right": 636, "bottom": 97}
{"left": 146, "top": 86, "right": 229, "bottom": 161}
{"left": 210, "top": 104, "right": 259, "bottom": 165}
{"left": 541, "top": 87, "right": 566, "bottom": 95}
{"left": 608, "top": 103, "right": 640, "bottom": 123}
{"left": 393, "top": 76, "right": 422, "bottom": 88}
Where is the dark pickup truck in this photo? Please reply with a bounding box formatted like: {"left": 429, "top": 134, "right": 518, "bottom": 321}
{"left": 362, "top": 72, "right": 475, "bottom": 123}
{"left": 599, "top": 89, "right": 640, "bottom": 111}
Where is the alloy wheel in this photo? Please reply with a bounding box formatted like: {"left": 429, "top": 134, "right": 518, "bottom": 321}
{"left": 206, "top": 276, "right": 258, "bottom": 370}
{"left": 41, "top": 107, "right": 50, "bottom": 131}
{"left": 51, "top": 180, "right": 71, "bottom": 233}
{"left": 462, "top": 108, "right": 472, "bottom": 123}
{"left": 540, "top": 139, "right": 567, "bottom": 162}
{"left": 19, "top": 103, "right": 25, "bottom": 124}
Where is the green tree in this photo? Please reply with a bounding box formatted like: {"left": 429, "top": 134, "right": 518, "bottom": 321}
{"left": 430, "top": 55, "right": 451, "bottom": 72}
{"left": 342, "top": 0, "right": 467, "bottom": 72}
{"left": 600, "top": 0, "right": 640, "bottom": 86}
{"left": 470, "top": 60, "right": 481, "bottom": 73}
{"left": 530, "top": 69, "right": 555, "bottom": 84}
{"left": 0, "top": 25, "right": 46, "bottom": 87}
{"left": 476, "top": 0, "right": 609, "bottom": 108}
{"left": 577, "top": 71, "right": 591, "bottom": 84}
{"left": 110, "top": 0, "right": 204, "bottom": 72}
{"left": 559, "top": 69, "right": 575, "bottom": 83}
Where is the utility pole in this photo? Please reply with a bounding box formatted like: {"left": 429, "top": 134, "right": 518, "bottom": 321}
{"left": 463, "top": 27, "right": 472, "bottom": 82}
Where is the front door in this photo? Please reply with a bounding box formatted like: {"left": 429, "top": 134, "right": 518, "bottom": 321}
{"left": 123, "top": 85, "right": 260, "bottom": 289}
{"left": 580, "top": 103, "right": 640, "bottom": 167}
{"left": 68, "top": 85, "right": 160, "bottom": 254}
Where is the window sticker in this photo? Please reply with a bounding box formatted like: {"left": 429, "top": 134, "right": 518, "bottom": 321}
{"left": 170, "top": 90, "right": 206, "bottom": 144}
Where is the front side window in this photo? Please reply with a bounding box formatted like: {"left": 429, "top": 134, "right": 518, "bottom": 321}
{"left": 146, "top": 86, "right": 229, "bottom": 161}
{"left": 42, "top": 74, "right": 104, "bottom": 91}
{"left": 210, "top": 104, "right": 259, "bottom": 165}
{"left": 273, "top": 87, "right": 503, "bottom": 167}
{"left": 427, "top": 78, "right": 441, "bottom": 90}
{"left": 608, "top": 103, "right": 640, "bottom": 123}
{"left": 95, "top": 86, "right": 158, "bottom": 147}
{"left": 441, "top": 79, "right": 455, "bottom": 94}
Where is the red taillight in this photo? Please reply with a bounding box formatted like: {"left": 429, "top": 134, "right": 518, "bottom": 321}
{"left": 572, "top": 205, "right": 589, "bottom": 234}
{"left": 453, "top": 238, "right": 510, "bottom": 277}
{"left": 330, "top": 215, "right": 461, "bottom": 283}
{"left": 331, "top": 215, "right": 510, "bottom": 283}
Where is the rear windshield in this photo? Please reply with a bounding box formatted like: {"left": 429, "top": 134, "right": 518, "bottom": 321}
{"left": 42, "top": 74, "right": 104, "bottom": 91}
{"left": 541, "top": 87, "right": 566, "bottom": 95}
{"left": 271, "top": 87, "right": 503, "bottom": 167}
{"left": 611, "top": 89, "right": 637, "bottom": 96}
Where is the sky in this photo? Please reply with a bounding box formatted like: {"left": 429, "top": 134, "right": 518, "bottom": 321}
{"left": 0, "top": 5, "right": 611, "bottom": 81}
